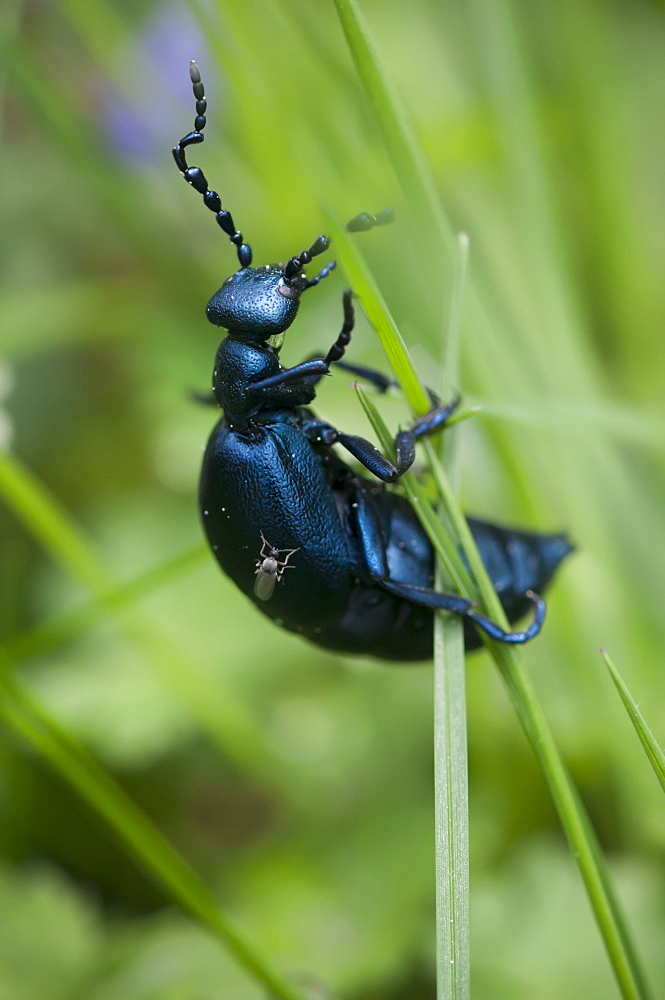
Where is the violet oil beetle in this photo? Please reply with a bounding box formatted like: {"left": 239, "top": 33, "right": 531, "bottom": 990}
{"left": 174, "top": 62, "right": 572, "bottom": 660}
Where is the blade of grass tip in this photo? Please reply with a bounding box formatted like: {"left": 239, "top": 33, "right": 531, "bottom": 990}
{"left": 322, "top": 210, "right": 429, "bottom": 413}
{"left": 0, "top": 674, "right": 309, "bottom": 1000}
{"left": 442, "top": 232, "right": 470, "bottom": 401}
{"left": 442, "top": 406, "right": 484, "bottom": 430}
{"left": 433, "top": 231, "right": 471, "bottom": 1000}
{"left": 602, "top": 650, "right": 665, "bottom": 794}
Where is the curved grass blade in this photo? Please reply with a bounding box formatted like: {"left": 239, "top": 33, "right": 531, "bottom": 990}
{"left": 0, "top": 675, "right": 308, "bottom": 1000}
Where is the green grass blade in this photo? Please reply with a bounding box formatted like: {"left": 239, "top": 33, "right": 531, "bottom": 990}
{"left": 0, "top": 545, "right": 208, "bottom": 665}
{"left": 357, "top": 357, "right": 652, "bottom": 1000}
{"left": 433, "top": 619, "right": 468, "bottom": 1000}
{"left": 323, "top": 210, "right": 429, "bottom": 413}
{"left": 602, "top": 650, "right": 665, "bottom": 794}
{"left": 432, "top": 233, "right": 471, "bottom": 1000}
{"left": 355, "top": 349, "right": 472, "bottom": 1000}
{"left": 493, "top": 643, "right": 652, "bottom": 1000}
{"left": 332, "top": 0, "right": 449, "bottom": 245}
{"left": 0, "top": 675, "right": 308, "bottom": 1000}
{"left": 0, "top": 451, "right": 111, "bottom": 595}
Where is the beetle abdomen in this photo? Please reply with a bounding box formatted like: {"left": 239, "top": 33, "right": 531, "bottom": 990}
{"left": 199, "top": 419, "right": 354, "bottom": 631}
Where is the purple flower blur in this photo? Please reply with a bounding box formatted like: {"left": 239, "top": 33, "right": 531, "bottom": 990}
{"left": 101, "top": 3, "right": 214, "bottom": 165}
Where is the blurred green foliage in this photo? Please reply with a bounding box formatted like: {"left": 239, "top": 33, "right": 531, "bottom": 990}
{"left": 1, "top": 0, "right": 665, "bottom": 997}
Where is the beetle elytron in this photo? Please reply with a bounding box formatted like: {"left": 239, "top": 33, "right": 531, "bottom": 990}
{"left": 173, "top": 62, "right": 571, "bottom": 660}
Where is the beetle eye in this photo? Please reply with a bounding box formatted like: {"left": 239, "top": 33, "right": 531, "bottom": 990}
{"left": 222, "top": 276, "right": 233, "bottom": 287}
{"left": 277, "top": 282, "right": 298, "bottom": 300}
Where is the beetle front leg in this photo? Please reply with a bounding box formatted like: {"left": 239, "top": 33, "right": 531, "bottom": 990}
{"left": 302, "top": 393, "right": 461, "bottom": 483}
{"left": 305, "top": 290, "right": 397, "bottom": 393}
{"left": 247, "top": 359, "right": 330, "bottom": 396}
{"left": 301, "top": 418, "right": 412, "bottom": 482}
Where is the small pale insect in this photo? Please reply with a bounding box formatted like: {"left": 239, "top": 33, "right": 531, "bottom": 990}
{"left": 253, "top": 532, "right": 300, "bottom": 601}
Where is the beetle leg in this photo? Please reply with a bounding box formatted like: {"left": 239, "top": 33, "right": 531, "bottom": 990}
{"left": 346, "top": 208, "right": 395, "bottom": 231}
{"left": 331, "top": 360, "right": 397, "bottom": 393}
{"left": 464, "top": 592, "right": 546, "bottom": 644}
{"left": 323, "top": 289, "right": 355, "bottom": 367}
{"left": 351, "top": 489, "right": 546, "bottom": 644}
{"left": 301, "top": 418, "right": 411, "bottom": 481}
{"left": 403, "top": 395, "right": 461, "bottom": 441}
{"left": 190, "top": 389, "right": 218, "bottom": 407}
{"left": 302, "top": 261, "right": 337, "bottom": 290}
{"left": 336, "top": 432, "right": 414, "bottom": 481}
{"left": 351, "top": 490, "right": 473, "bottom": 612}
{"left": 247, "top": 359, "right": 330, "bottom": 395}
{"left": 302, "top": 395, "right": 461, "bottom": 483}
{"left": 302, "top": 356, "right": 396, "bottom": 393}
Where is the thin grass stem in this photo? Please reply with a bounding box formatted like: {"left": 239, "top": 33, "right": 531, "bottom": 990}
{"left": 432, "top": 232, "right": 471, "bottom": 1000}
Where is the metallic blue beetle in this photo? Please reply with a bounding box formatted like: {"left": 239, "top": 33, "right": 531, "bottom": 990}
{"left": 174, "top": 63, "right": 571, "bottom": 660}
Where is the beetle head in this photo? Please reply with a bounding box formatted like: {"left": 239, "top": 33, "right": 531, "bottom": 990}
{"left": 206, "top": 234, "right": 335, "bottom": 341}
{"left": 206, "top": 267, "right": 301, "bottom": 339}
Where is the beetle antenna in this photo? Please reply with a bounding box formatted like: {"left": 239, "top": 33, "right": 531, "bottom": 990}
{"left": 284, "top": 234, "right": 330, "bottom": 281}
{"left": 172, "top": 62, "right": 252, "bottom": 268}
{"left": 286, "top": 208, "right": 394, "bottom": 292}
{"left": 303, "top": 260, "right": 337, "bottom": 290}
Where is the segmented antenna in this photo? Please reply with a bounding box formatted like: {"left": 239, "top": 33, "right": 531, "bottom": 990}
{"left": 285, "top": 209, "right": 395, "bottom": 292}
{"left": 172, "top": 62, "right": 252, "bottom": 268}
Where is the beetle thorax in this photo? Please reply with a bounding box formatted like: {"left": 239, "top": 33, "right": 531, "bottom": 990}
{"left": 212, "top": 336, "right": 281, "bottom": 419}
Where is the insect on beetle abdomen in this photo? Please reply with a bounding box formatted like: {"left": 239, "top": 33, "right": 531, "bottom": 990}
{"left": 254, "top": 533, "right": 300, "bottom": 602}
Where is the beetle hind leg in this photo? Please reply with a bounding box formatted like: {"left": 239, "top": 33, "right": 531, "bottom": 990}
{"left": 465, "top": 591, "right": 546, "bottom": 644}
{"left": 353, "top": 488, "right": 546, "bottom": 647}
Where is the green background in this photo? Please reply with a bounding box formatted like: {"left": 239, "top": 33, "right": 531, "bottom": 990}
{"left": 1, "top": 0, "right": 664, "bottom": 997}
